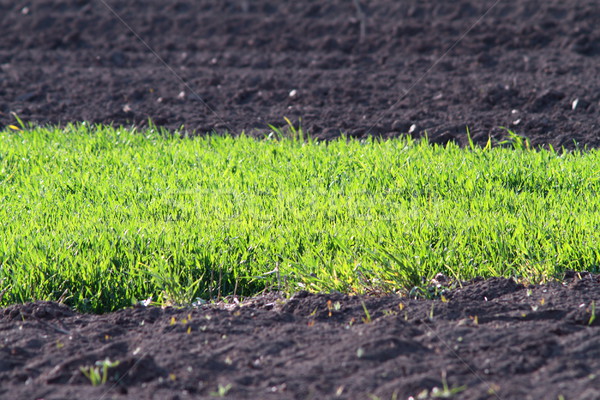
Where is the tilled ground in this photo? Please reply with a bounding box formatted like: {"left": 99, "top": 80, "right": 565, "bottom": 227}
{"left": 1, "top": 0, "right": 600, "bottom": 147}
{"left": 1, "top": 274, "right": 600, "bottom": 399}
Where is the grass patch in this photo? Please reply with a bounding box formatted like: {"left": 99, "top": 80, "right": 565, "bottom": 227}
{"left": 1, "top": 124, "right": 599, "bottom": 312}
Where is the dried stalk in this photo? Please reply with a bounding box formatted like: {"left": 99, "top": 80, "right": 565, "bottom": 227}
{"left": 353, "top": 0, "right": 367, "bottom": 43}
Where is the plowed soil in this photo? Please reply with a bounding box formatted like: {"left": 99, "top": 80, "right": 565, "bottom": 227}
{"left": 2, "top": 0, "right": 600, "bottom": 147}
{"left": 1, "top": 274, "right": 600, "bottom": 399}
{"left": 2, "top": 1, "right": 600, "bottom": 399}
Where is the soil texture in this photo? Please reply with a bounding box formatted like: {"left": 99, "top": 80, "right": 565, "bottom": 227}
{"left": 1, "top": 273, "right": 600, "bottom": 399}
{"left": 1, "top": 0, "right": 600, "bottom": 148}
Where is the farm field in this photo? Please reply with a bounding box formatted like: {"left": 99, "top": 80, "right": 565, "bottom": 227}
{"left": 1, "top": 0, "right": 600, "bottom": 399}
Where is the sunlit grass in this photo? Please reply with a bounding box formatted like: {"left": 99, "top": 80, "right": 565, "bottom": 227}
{"left": 1, "top": 123, "right": 599, "bottom": 312}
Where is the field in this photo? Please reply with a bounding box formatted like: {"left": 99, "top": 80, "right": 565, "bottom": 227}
{"left": 1, "top": 0, "right": 600, "bottom": 399}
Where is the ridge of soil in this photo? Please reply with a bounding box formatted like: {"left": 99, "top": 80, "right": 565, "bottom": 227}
{"left": 1, "top": 0, "right": 600, "bottom": 148}
{"left": 1, "top": 274, "right": 599, "bottom": 399}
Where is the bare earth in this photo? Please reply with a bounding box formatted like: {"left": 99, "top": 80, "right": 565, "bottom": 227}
{"left": 1, "top": 274, "right": 600, "bottom": 399}
{"left": 1, "top": 0, "right": 600, "bottom": 147}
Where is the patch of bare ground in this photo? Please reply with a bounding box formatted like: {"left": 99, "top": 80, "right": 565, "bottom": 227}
{"left": 1, "top": 0, "right": 600, "bottom": 148}
{"left": 1, "top": 273, "right": 599, "bottom": 399}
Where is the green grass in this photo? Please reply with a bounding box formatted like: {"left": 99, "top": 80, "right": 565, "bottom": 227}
{"left": 1, "top": 123, "right": 599, "bottom": 312}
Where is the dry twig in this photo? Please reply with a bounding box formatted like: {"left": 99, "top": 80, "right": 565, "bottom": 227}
{"left": 353, "top": 0, "right": 367, "bottom": 43}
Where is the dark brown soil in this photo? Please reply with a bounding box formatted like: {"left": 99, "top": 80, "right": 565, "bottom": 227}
{"left": 2, "top": 273, "right": 600, "bottom": 399}
{"left": 2, "top": 0, "right": 600, "bottom": 148}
